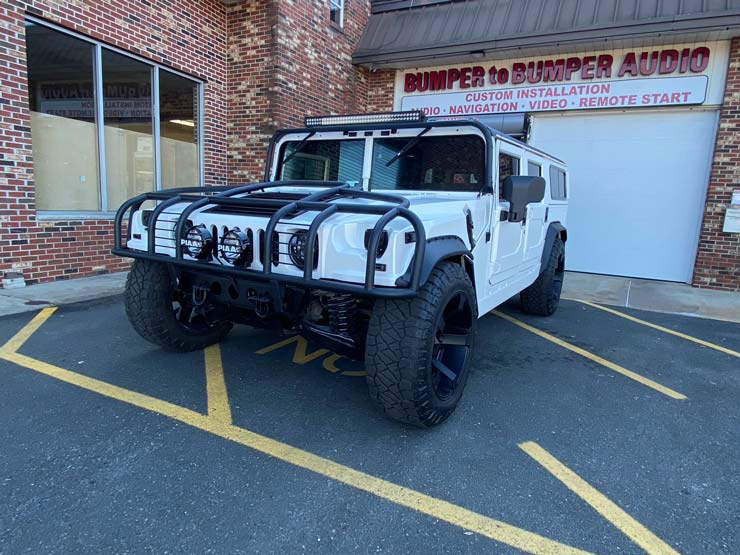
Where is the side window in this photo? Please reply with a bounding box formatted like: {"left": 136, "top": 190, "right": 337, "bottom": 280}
{"left": 527, "top": 161, "right": 542, "bottom": 177}
{"left": 498, "top": 153, "right": 520, "bottom": 198}
{"left": 549, "top": 166, "right": 567, "bottom": 200}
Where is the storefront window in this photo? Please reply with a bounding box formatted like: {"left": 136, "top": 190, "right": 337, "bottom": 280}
{"left": 25, "top": 21, "right": 203, "bottom": 214}
{"left": 26, "top": 23, "right": 101, "bottom": 211}
{"left": 159, "top": 70, "right": 200, "bottom": 189}
{"left": 102, "top": 50, "right": 154, "bottom": 209}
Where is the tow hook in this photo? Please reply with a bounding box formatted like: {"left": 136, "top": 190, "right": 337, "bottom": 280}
{"left": 192, "top": 285, "right": 208, "bottom": 307}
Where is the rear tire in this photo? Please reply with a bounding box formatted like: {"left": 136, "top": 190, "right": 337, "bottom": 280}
{"left": 365, "top": 262, "right": 477, "bottom": 427}
{"left": 124, "top": 259, "right": 232, "bottom": 352}
{"left": 520, "top": 236, "right": 565, "bottom": 316}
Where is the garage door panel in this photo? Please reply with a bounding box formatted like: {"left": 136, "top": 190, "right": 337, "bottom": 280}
{"left": 531, "top": 110, "right": 717, "bottom": 282}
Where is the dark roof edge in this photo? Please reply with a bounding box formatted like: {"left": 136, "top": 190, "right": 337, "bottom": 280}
{"left": 353, "top": 13, "right": 740, "bottom": 67}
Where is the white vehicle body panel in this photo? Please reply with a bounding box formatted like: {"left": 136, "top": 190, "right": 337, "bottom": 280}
{"left": 127, "top": 123, "right": 568, "bottom": 317}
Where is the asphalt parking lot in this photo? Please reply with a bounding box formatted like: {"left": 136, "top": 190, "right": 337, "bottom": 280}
{"left": 0, "top": 296, "right": 738, "bottom": 555}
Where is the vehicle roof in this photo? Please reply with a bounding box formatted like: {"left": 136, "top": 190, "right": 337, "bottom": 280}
{"left": 273, "top": 117, "right": 566, "bottom": 166}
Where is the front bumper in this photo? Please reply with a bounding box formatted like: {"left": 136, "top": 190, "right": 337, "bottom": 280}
{"left": 112, "top": 181, "right": 426, "bottom": 299}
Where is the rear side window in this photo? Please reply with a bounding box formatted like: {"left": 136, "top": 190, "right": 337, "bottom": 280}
{"left": 549, "top": 166, "right": 567, "bottom": 200}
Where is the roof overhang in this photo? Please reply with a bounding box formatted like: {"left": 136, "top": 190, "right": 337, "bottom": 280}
{"left": 354, "top": 5, "right": 740, "bottom": 69}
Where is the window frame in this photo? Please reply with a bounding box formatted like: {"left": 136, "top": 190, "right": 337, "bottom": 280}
{"left": 27, "top": 17, "right": 205, "bottom": 219}
{"left": 527, "top": 161, "right": 542, "bottom": 177}
{"left": 549, "top": 165, "right": 568, "bottom": 200}
{"left": 497, "top": 149, "right": 521, "bottom": 203}
{"left": 330, "top": 0, "right": 345, "bottom": 29}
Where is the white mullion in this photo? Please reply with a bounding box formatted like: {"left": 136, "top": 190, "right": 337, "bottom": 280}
{"left": 197, "top": 82, "right": 205, "bottom": 187}
{"left": 94, "top": 43, "right": 108, "bottom": 211}
{"left": 152, "top": 67, "right": 162, "bottom": 191}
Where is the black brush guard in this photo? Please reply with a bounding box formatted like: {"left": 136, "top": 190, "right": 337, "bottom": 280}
{"left": 112, "top": 181, "right": 427, "bottom": 298}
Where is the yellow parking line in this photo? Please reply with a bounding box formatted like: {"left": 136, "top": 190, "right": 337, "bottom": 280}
{"left": 492, "top": 310, "right": 687, "bottom": 400}
{"left": 519, "top": 442, "right": 680, "bottom": 555}
{"left": 0, "top": 311, "right": 591, "bottom": 555}
{"left": 204, "top": 344, "right": 233, "bottom": 424}
{"left": 578, "top": 301, "right": 740, "bottom": 358}
{"left": 0, "top": 307, "right": 57, "bottom": 355}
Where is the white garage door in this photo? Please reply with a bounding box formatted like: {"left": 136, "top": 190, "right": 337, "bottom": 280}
{"left": 530, "top": 110, "right": 717, "bottom": 283}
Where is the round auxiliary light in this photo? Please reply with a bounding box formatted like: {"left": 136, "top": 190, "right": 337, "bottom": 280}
{"left": 288, "top": 230, "right": 318, "bottom": 270}
{"left": 220, "top": 228, "right": 252, "bottom": 265}
{"left": 180, "top": 224, "right": 213, "bottom": 259}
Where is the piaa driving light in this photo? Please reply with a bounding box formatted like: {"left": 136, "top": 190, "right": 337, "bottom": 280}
{"left": 220, "top": 228, "right": 253, "bottom": 265}
{"left": 288, "top": 230, "right": 318, "bottom": 270}
{"left": 180, "top": 224, "right": 213, "bottom": 259}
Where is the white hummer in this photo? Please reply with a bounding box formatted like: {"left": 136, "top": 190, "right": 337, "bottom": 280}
{"left": 113, "top": 111, "right": 568, "bottom": 427}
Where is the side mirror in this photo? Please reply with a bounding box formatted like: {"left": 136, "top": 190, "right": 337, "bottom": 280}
{"left": 502, "top": 176, "right": 546, "bottom": 223}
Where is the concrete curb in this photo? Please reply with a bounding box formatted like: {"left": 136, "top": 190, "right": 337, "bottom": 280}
{"left": 0, "top": 272, "right": 128, "bottom": 317}
{"left": 562, "top": 271, "right": 740, "bottom": 324}
{"left": 1, "top": 269, "right": 738, "bottom": 323}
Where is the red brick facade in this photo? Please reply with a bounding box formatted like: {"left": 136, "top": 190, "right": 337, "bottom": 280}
{"left": 366, "top": 70, "right": 395, "bottom": 113}
{"left": 226, "top": 0, "right": 370, "bottom": 184}
{"left": 0, "top": 0, "right": 228, "bottom": 285}
{"left": 693, "top": 37, "right": 740, "bottom": 291}
{"left": 0, "top": 0, "right": 374, "bottom": 286}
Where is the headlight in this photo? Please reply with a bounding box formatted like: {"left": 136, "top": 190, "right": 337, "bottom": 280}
{"left": 364, "top": 229, "right": 389, "bottom": 258}
{"left": 288, "top": 230, "right": 318, "bottom": 270}
{"left": 180, "top": 223, "right": 213, "bottom": 259}
{"left": 220, "top": 228, "right": 253, "bottom": 265}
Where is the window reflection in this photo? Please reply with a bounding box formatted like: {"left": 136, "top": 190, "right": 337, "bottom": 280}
{"left": 101, "top": 50, "right": 154, "bottom": 210}
{"left": 159, "top": 70, "right": 199, "bottom": 189}
{"left": 26, "top": 23, "right": 100, "bottom": 211}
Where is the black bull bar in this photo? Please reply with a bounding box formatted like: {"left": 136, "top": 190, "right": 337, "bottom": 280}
{"left": 111, "top": 181, "right": 427, "bottom": 298}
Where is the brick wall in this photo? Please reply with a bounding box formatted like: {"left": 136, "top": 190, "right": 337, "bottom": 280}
{"left": 366, "top": 70, "right": 395, "bottom": 113}
{"left": 226, "top": 0, "right": 371, "bottom": 184}
{"left": 693, "top": 37, "right": 740, "bottom": 291}
{"left": 0, "top": 0, "right": 228, "bottom": 285}
{"left": 225, "top": 0, "right": 278, "bottom": 185}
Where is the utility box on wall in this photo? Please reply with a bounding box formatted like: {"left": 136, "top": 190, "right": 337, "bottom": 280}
{"left": 723, "top": 190, "right": 740, "bottom": 233}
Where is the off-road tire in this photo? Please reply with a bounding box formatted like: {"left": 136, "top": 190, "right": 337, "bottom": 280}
{"left": 125, "top": 259, "right": 232, "bottom": 352}
{"left": 520, "top": 236, "right": 565, "bottom": 316}
{"left": 365, "top": 262, "right": 477, "bottom": 427}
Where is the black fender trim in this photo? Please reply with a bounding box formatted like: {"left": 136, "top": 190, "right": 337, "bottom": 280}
{"left": 540, "top": 222, "right": 567, "bottom": 274}
{"left": 396, "top": 236, "right": 472, "bottom": 288}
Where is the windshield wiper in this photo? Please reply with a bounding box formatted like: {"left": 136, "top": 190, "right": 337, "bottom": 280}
{"left": 384, "top": 127, "right": 431, "bottom": 167}
{"left": 281, "top": 131, "right": 316, "bottom": 166}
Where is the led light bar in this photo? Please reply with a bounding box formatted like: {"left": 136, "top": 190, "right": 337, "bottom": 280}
{"left": 304, "top": 111, "right": 427, "bottom": 127}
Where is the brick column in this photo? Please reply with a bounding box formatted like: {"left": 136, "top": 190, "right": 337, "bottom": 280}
{"left": 366, "top": 70, "right": 396, "bottom": 113}
{"left": 693, "top": 37, "right": 740, "bottom": 291}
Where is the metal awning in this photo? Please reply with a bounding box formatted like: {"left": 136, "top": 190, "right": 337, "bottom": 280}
{"left": 355, "top": 0, "right": 740, "bottom": 68}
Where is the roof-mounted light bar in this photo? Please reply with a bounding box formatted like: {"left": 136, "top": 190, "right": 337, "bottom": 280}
{"left": 304, "top": 111, "right": 427, "bottom": 127}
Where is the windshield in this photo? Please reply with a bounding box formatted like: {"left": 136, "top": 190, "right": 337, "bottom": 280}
{"left": 275, "top": 133, "right": 486, "bottom": 192}
{"left": 277, "top": 139, "right": 364, "bottom": 184}
{"left": 370, "top": 135, "right": 484, "bottom": 192}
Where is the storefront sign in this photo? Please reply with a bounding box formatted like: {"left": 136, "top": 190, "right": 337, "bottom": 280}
{"left": 401, "top": 76, "right": 709, "bottom": 115}
{"left": 402, "top": 48, "right": 711, "bottom": 93}
{"left": 397, "top": 44, "right": 726, "bottom": 116}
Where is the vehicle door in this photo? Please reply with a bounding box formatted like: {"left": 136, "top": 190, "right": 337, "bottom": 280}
{"left": 490, "top": 145, "right": 526, "bottom": 283}
{"left": 522, "top": 159, "right": 547, "bottom": 262}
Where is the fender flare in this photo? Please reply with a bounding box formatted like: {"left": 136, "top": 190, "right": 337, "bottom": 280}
{"left": 396, "top": 236, "right": 472, "bottom": 288}
{"left": 540, "top": 222, "right": 567, "bottom": 274}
